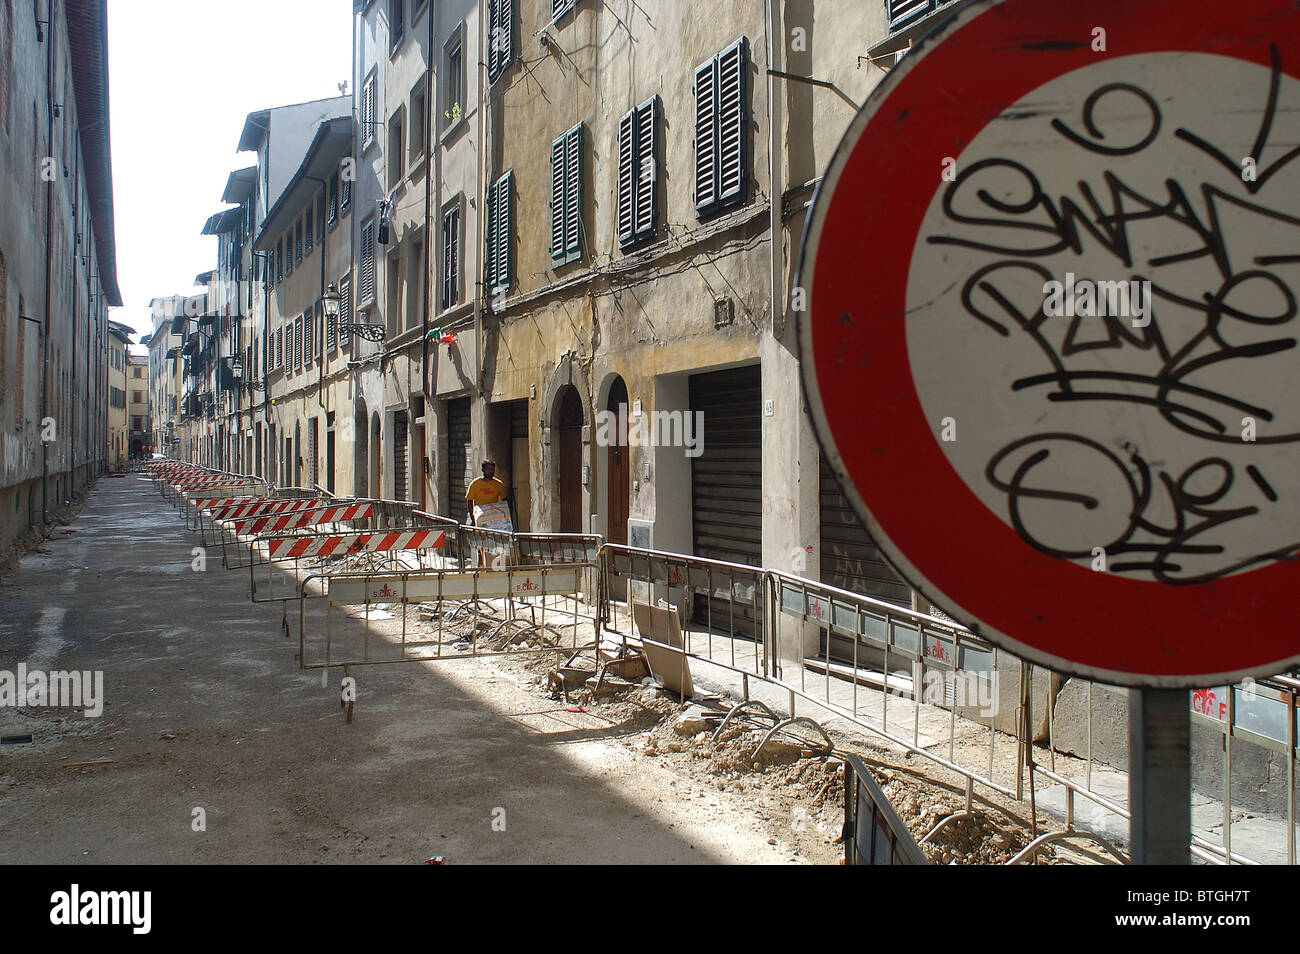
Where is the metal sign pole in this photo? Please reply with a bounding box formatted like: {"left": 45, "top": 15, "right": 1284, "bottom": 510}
{"left": 1129, "top": 688, "right": 1190, "bottom": 864}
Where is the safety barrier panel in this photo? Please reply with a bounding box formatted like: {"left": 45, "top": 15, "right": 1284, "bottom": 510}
{"left": 842, "top": 753, "right": 929, "bottom": 865}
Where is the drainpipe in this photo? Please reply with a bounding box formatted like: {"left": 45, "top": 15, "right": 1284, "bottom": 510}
{"left": 421, "top": 3, "right": 434, "bottom": 401}
{"left": 39, "top": 0, "right": 55, "bottom": 524}
{"left": 767, "top": 0, "right": 784, "bottom": 345}
{"left": 302, "top": 172, "right": 330, "bottom": 412}
{"left": 474, "top": 3, "right": 485, "bottom": 399}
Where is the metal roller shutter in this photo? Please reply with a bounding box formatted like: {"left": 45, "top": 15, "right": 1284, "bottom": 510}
{"left": 447, "top": 397, "right": 471, "bottom": 525}
{"left": 819, "top": 452, "right": 910, "bottom": 606}
{"left": 393, "top": 411, "right": 409, "bottom": 503}
{"left": 690, "top": 365, "right": 762, "bottom": 634}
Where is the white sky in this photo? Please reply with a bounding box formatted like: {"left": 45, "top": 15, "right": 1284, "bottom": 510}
{"left": 106, "top": 0, "right": 353, "bottom": 348}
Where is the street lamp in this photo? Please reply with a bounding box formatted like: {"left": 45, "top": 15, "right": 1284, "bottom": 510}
{"left": 322, "top": 282, "right": 342, "bottom": 331}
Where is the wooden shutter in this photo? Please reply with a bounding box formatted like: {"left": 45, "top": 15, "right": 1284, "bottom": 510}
{"left": 695, "top": 38, "right": 747, "bottom": 216}
{"left": 634, "top": 99, "right": 657, "bottom": 236}
{"left": 619, "top": 99, "right": 657, "bottom": 248}
{"left": 488, "top": 0, "right": 513, "bottom": 83}
{"left": 441, "top": 203, "right": 459, "bottom": 310}
{"left": 340, "top": 275, "right": 353, "bottom": 348}
{"left": 716, "top": 38, "right": 746, "bottom": 207}
{"left": 564, "top": 124, "right": 581, "bottom": 260}
{"left": 550, "top": 125, "right": 581, "bottom": 264}
{"left": 295, "top": 316, "right": 303, "bottom": 368}
{"left": 360, "top": 220, "right": 375, "bottom": 303}
{"left": 550, "top": 135, "right": 565, "bottom": 261}
{"left": 617, "top": 109, "right": 635, "bottom": 244}
{"left": 304, "top": 310, "right": 313, "bottom": 365}
{"left": 694, "top": 56, "right": 717, "bottom": 213}
{"left": 487, "top": 171, "right": 512, "bottom": 295}
{"left": 326, "top": 299, "right": 337, "bottom": 352}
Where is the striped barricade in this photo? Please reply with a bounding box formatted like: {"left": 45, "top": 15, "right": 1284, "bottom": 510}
{"left": 248, "top": 525, "right": 447, "bottom": 605}
{"left": 229, "top": 502, "right": 376, "bottom": 536}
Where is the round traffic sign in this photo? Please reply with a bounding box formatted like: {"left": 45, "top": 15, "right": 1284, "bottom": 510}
{"left": 798, "top": 0, "right": 1300, "bottom": 686}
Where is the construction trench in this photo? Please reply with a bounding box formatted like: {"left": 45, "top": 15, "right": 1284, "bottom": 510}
{"left": 1, "top": 463, "right": 1294, "bottom": 864}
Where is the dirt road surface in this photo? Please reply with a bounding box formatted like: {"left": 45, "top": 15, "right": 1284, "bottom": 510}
{"left": 0, "top": 475, "right": 823, "bottom": 864}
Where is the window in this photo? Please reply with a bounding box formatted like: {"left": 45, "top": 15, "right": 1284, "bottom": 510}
{"left": 275, "top": 240, "right": 283, "bottom": 284}
{"left": 441, "top": 201, "right": 459, "bottom": 311}
{"left": 443, "top": 33, "right": 464, "bottom": 131}
{"left": 295, "top": 220, "right": 304, "bottom": 266}
{"left": 304, "top": 309, "right": 314, "bottom": 365}
{"left": 551, "top": 0, "right": 575, "bottom": 20}
{"left": 285, "top": 232, "right": 294, "bottom": 276}
{"left": 132, "top": 390, "right": 144, "bottom": 403}
{"left": 294, "top": 315, "right": 303, "bottom": 369}
{"left": 359, "top": 218, "right": 377, "bottom": 305}
{"left": 406, "top": 233, "right": 424, "bottom": 331}
{"left": 694, "top": 37, "right": 748, "bottom": 217}
{"left": 306, "top": 207, "right": 314, "bottom": 256}
{"left": 328, "top": 171, "right": 339, "bottom": 228}
{"left": 133, "top": 416, "right": 143, "bottom": 430}
{"left": 341, "top": 168, "right": 353, "bottom": 214}
{"left": 276, "top": 326, "right": 283, "bottom": 368}
{"left": 326, "top": 294, "right": 338, "bottom": 353}
{"left": 390, "top": 0, "right": 404, "bottom": 50}
{"left": 133, "top": 366, "right": 143, "bottom": 378}
{"left": 339, "top": 274, "right": 353, "bottom": 349}
{"left": 409, "top": 79, "right": 427, "bottom": 165}
{"left": 361, "top": 70, "right": 378, "bottom": 149}
{"left": 317, "top": 192, "right": 326, "bottom": 242}
{"left": 549, "top": 123, "right": 583, "bottom": 265}
{"left": 619, "top": 98, "right": 658, "bottom": 247}
{"left": 484, "top": 171, "right": 513, "bottom": 297}
{"left": 486, "top": 0, "right": 514, "bottom": 84}
{"left": 387, "top": 107, "right": 405, "bottom": 188}
{"left": 386, "top": 252, "right": 402, "bottom": 338}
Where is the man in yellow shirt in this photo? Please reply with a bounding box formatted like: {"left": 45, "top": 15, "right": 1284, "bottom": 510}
{"left": 465, "top": 459, "right": 507, "bottom": 522}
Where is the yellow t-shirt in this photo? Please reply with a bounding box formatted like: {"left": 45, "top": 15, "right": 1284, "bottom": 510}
{"left": 466, "top": 476, "right": 507, "bottom": 506}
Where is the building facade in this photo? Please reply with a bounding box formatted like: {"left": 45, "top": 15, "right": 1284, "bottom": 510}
{"left": 0, "top": 0, "right": 121, "bottom": 556}
{"left": 162, "top": 1, "right": 930, "bottom": 647}
{"left": 107, "top": 321, "right": 130, "bottom": 470}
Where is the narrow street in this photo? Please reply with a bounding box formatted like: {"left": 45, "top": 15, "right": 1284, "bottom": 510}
{"left": 0, "top": 474, "right": 801, "bottom": 864}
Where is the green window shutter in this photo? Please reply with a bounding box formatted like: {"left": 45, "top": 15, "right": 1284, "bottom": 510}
{"left": 487, "top": 171, "right": 513, "bottom": 296}
{"left": 617, "top": 108, "right": 635, "bottom": 245}
{"left": 550, "top": 124, "right": 582, "bottom": 265}
{"left": 694, "top": 56, "right": 717, "bottom": 213}
{"left": 716, "top": 37, "right": 747, "bottom": 208}
{"left": 549, "top": 134, "right": 566, "bottom": 262}
{"left": 564, "top": 124, "right": 582, "bottom": 260}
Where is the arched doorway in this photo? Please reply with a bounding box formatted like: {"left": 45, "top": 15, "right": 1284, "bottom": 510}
{"left": 605, "top": 377, "right": 629, "bottom": 545}
{"left": 556, "top": 385, "right": 584, "bottom": 532}
{"left": 353, "top": 400, "right": 369, "bottom": 498}
{"left": 370, "top": 412, "right": 382, "bottom": 500}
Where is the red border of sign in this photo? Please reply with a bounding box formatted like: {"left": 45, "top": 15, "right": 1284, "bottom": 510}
{"left": 798, "top": 0, "right": 1300, "bottom": 686}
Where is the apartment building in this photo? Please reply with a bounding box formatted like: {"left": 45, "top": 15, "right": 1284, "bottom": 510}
{"left": 140, "top": 298, "right": 186, "bottom": 459}
{"left": 0, "top": 0, "right": 121, "bottom": 555}
{"left": 107, "top": 321, "right": 131, "bottom": 470}
{"left": 159, "top": 1, "right": 946, "bottom": 648}
{"left": 127, "top": 352, "right": 148, "bottom": 457}
{"left": 257, "top": 116, "right": 355, "bottom": 492}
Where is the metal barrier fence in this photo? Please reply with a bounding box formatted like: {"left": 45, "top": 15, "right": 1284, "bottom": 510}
{"left": 596, "top": 543, "right": 1298, "bottom": 866}
{"left": 842, "top": 753, "right": 929, "bottom": 865}
{"left": 146, "top": 461, "right": 1299, "bottom": 864}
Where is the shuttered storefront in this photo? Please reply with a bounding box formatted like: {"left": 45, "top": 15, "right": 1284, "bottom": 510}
{"left": 393, "top": 411, "right": 409, "bottom": 503}
{"left": 819, "top": 453, "right": 911, "bottom": 605}
{"left": 447, "top": 397, "right": 471, "bottom": 526}
{"left": 820, "top": 452, "right": 912, "bottom": 664}
{"left": 690, "top": 365, "right": 761, "bottom": 633}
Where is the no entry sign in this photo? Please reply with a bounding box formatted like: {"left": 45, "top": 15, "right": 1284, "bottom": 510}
{"left": 798, "top": 0, "right": 1300, "bottom": 686}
